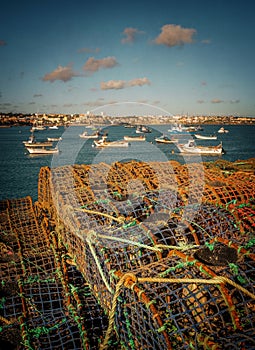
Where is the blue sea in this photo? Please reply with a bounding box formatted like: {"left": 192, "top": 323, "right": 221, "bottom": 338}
{"left": 0, "top": 124, "right": 254, "bottom": 202}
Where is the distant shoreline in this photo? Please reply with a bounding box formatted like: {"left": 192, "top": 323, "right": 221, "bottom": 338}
{"left": 1, "top": 112, "right": 255, "bottom": 127}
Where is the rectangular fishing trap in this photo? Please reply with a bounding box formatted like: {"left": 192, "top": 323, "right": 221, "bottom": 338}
{"left": 1, "top": 158, "right": 255, "bottom": 349}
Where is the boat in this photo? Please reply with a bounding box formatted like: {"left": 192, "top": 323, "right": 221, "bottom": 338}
{"left": 124, "top": 124, "right": 135, "bottom": 128}
{"left": 168, "top": 124, "right": 185, "bottom": 133}
{"left": 48, "top": 125, "right": 58, "bottom": 130}
{"left": 135, "top": 125, "right": 151, "bottom": 134}
{"left": 26, "top": 146, "right": 59, "bottom": 154}
{"left": 93, "top": 136, "right": 130, "bottom": 148}
{"left": 155, "top": 135, "right": 176, "bottom": 143}
{"left": 177, "top": 140, "right": 223, "bottom": 155}
{"left": 23, "top": 134, "right": 53, "bottom": 147}
{"left": 47, "top": 137, "right": 62, "bottom": 142}
{"left": 194, "top": 134, "right": 217, "bottom": 140}
{"left": 79, "top": 130, "right": 100, "bottom": 139}
{"left": 124, "top": 135, "right": 146, "bottom": 141}
{"left": 30, "top": 121, "right": 46, "bottom": 132}
{"left": 218, "top": 127, "right": 229, "bottom": 134}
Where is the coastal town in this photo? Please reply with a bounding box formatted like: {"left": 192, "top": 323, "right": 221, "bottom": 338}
{"left": 0, "top": 112, "right": 255, "bottom": 127}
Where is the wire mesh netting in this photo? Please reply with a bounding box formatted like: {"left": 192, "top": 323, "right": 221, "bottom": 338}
{"left": 1, "top": 158, "right": 255, "bottom": 349}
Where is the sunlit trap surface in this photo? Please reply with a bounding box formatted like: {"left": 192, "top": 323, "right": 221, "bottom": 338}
{"left": 1, "top": 158, "right": 255, "bottom": 349}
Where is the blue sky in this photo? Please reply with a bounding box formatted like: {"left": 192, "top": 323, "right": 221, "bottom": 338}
{"left": 0, "top": 0, "right": 254, "bottom": 116}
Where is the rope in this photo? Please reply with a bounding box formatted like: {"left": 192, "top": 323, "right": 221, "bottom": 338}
{"left": 0, "top": 315, "right": 16, "bottom": 325}
{"left": 100, "top": 273, "right": 255, "bottom": 350}
{"left": 97, "top": 233, "right": 161, "bottom": 252}
{"left": 136, "top": 276, "right": 255, "bottom": 300}
{"left": 100, "top": 273, "right": 136, "bottom": 350}
{"left": 86, "top": 238, "right": 114, "bottom": 294}
{"left": 95, "top": 233, "right": 199, "bottom": 252}
{"left": 74, "top": 207, "right": 125, "bottom": 224}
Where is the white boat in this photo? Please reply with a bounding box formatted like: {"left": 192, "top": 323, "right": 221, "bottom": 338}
{"left": 135, "top": 125, "right": 151, "bottom": 134}
{"left": 48, "top": 125, "right": 58, "bottom": 130}
{"left": 93, "top": 136, "right": 129, "bottom": 148}
{"left": 177, "top": 140, "right": 223, "bottom": 155}
{"left": 155, "top": 135, "right": 175, "bottom": 144}
{"left": 194, "top": 134, "right": 217, "bottom": 140}
{"left": 124, "top": 135, "right": 146, "bottom": 141}
{"left": 23, "top": 134, "right": 53, "bottom": 147}
{"left": 26, "top": 146, "right": 59, "bottom": 154}
{"left": 218, "top": 127, "right": 229, "bottom": 133}
{"left": 168, "top": 124, "right": 185, "bottom": 133}
{"left": 30, "top": 121, "right": 46, "bottom": 132}
{"left": 47, "top": 137, "right": 62, "bottom": 142}
{"left": 79, "top": 130, "right": 100, "bottom": 139}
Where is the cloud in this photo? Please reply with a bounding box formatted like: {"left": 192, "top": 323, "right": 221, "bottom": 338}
{"left": 42, "top": 65, "right": 79, "bottom": 82}
{"left": 77, "top": 47, "right": 100, "bottom": 54}
{"left": 84, "top": 99, "right": 118, "bottom": 108}
{"left": 0, "top": 40, "right": 7, "bottom": 46}
{"left": 154, "top": 24, "right": 196, "bottom": 47}
{"left": 211, "top": 98, "right": 224, "bottom": 104}
{"left": 127, "top": 77, "right": 151, "bottom": 87}
{"left": 83, "top": 56, "right": 119, "bottom": 73}
{"left": 101, "top": 80, "right": 126, "bottom": 90}
{"left": 101, "top": 77, "right": 151, "bottom": 90}
{"left": 121, "top": 27, "right": 145, "bottom": 44}
{"left": 33, "top": 94, "right": 43, "bottom": 98}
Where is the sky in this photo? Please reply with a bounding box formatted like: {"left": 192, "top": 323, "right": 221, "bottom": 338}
{"left": 0, "top": 0, "right": 255, "bottom": 117}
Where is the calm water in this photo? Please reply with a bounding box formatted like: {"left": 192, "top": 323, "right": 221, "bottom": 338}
{"left": 0, "top": 124, "right": 254, "bottom": 201}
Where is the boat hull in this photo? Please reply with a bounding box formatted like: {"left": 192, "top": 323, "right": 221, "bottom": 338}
{"left": 94, "top": 140, "right": 130, "bottom": 148}
{"left": 80, "top": 134, "right": 99, "bottom": 139}
{"left": 124, "top": 136, "right": 145, "bottom": 141}
{"left": 177, "top": 139, "right": 223, "bottom": 155}
{"left": 155, "top": 137, "right": 174, "bottom": 143}
{"left": 24, "top": 141, "right": 53, "bottom": 147}
{"left": 194, "top": 134, "right": 217, "bottom": 140}
{"left": 26, "top": 147, "right": 59, "bottom": 154}
{"left": 178, "top": 144, "right": 223, "bottom": 155}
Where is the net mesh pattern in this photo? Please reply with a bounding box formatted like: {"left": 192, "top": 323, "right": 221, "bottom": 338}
{"left": 1, "top": 158, "right": 255, "bottom": 349}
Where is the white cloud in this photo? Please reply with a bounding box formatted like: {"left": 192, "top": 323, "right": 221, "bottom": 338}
{"left": 121, "top": 27, "right": 145, "bottom": 44}
{"left": 42, "top": 65, "right": 79, "bottom": 82}
{"left": 211, "top": 99, "right": 224, "bottom": 104}
{"left": 154, "top": 24, "right": 196, "bottom": 47}
{"left": 83, "top": 56, "right": 119, "bottom": 73}
{"left": 101, "top": 77, "right": 151, "bottom": 90}
{"left": 101, "top": 80, "right": 126, "bottom": 90}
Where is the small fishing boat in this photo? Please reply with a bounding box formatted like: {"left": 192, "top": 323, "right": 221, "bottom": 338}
{"left": 79, "top": 130, "right": 100, "bottom": 139}
{"left": 47, "top": 137, "right": 62, "bottom": 142}
{"left": 168, "top": 124, "right": 185, "bottom": 133}
{"left": 124, "top": 135, "right": 146, "bottom": 141}
{"left": 135, "top": 125, "right": 151, "bottom": 134}
{"left": 48, "top": 125, "right": 58, "bottom": 130}
{"left": 177, "top": 140, "right": 223, "bottom": 155}
{"left": 218, "top": 127, "right": 229, "bottom": 134}
{"left": 26, "top": 146, "right": 59, "bottom": 154}
{"left": 155, "top": 135, "right": 175, "bottom": 144}
{"left": 93, "top": 136, "right": 129, "bottom": 148}
{"left": 23, "top": 134, "right": 53, "bottom": 147}
{"left": 30, "top": 121, "right": 46, "bottom": 132}
{"left": 194, "top": 134, "right": 217, "bottom": 140}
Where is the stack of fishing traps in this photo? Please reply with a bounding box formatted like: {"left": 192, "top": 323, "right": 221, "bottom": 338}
{"left": 1, "top": 159, "right": 255, "bottom": 349}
